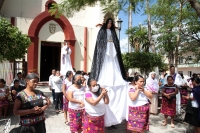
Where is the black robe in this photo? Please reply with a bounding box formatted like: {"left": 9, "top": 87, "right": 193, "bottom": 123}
{"left": 90, "top": 27, "right": 126, "bottom": 81}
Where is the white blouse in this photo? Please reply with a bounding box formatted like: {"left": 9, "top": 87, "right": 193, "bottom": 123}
{"left": 68, "top": 85, "right": 85, "bottom": 110}
{"left": 107, "top": 29, "right": 113, "bottom": 41}
{"left": 190, "top": 93, "right": 198, "bottom": 108}
{"left": 128, "top": 85, "right": 149, "bottom": 107}
{"left": 84, "top": 91, "right": 105, "bottom": 116}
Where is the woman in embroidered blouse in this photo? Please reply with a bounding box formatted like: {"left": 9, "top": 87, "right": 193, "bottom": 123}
{"left": 13, "top": 73, "right": 51, "bottom": 133}
{"left": 62, "top": 70, "right": 73, "bottom": 125}
{"left": 161, "top": 76, "right": 178, "bottom": 128}
{"left": 127, "top": 75, "right": 152, "bottom": 133}
{"left": 67, "top": 74, "right": 85, "bottom": 133}
{"left": 0, "top": 79, "right": 9, "bottom": 117}
{"left": 83, "top": 79, "right": 109, "bottom": 133}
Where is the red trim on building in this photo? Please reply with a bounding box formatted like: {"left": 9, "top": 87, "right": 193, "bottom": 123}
{"left": 83, "top": 27, "right": 87, "bottom": 72}
{"left": 28, "top": 10, "right": 76, "bottom": 73}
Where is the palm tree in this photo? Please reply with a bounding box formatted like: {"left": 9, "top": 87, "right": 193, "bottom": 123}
{"left": 126, "top": 24, "right": 150, "bottom": 52}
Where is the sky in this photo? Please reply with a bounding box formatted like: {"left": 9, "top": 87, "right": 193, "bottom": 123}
{"left": 118, "top": 10, "right": 147, "bottom": 53}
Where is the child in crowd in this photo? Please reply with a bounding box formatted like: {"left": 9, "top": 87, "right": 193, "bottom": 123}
{"left": 62, "top": 71, "right": 73, "bottom": 125}
{"left": 67, "top": 74, "right": 85, "bottom": 133}
{"left": 11, "top": 79, "right": 24, "bottom": 101}
{"left": 161, "top": 76, "right": 178, "bottom": 128}
{"left": 83, "top": 79, "right": 109, "bottom": 133}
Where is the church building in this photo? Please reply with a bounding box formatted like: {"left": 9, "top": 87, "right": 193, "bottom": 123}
{"left": 0, "top": 0, "right": 119, "bottom": 81}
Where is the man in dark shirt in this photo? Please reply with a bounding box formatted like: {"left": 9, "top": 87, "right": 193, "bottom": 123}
{"left": 11, "top": 80, "right": 24, "bottom": 101}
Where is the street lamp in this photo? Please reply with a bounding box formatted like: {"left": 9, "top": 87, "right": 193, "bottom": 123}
{"left": 117, "top": 18, "right": 123, "bottom": 40}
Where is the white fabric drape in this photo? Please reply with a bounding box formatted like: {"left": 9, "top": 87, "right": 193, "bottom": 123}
{"left": 98, "top": 39, "right": 128, "bottom": 126}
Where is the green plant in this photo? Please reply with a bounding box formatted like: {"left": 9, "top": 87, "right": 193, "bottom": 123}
{"left": 0, "top": 17, "right": 31, "bottom": 61}
{"left": 122, "top": 52, "right": 164, "bottom": 74}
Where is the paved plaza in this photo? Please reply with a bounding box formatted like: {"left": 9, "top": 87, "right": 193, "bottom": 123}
{"left": 0, "top": 86, "right": 194, "bottom": 133}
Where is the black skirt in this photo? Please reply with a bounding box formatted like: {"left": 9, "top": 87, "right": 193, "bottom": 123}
{"left": 184, "top": 107, "right": 200, "bottom": 127}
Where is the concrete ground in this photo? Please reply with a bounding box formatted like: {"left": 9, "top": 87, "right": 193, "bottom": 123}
{"left": 0, "top": 86, "right": 194, "bottom": 133}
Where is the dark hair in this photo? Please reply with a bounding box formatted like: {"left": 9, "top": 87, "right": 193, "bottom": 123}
{"left": 17, "top": 72, "right": 22, "bottom": 75}
{"left": 87, "top": 78, "right": 96, "bottom": 87}
{"left": 65, "top": 71, "right": 73, "bottom": 78}
{"left": 170, "top": 65, "right": 175, "bottom": 69}
{"left": 14, "top": 79, "right": 19, "bottom": 84}
{"left": 82, "top": 72, "right": 87, "bottom": 76}
{"left": 101, "top": 18, "right": 115, "bottom": 30}
{"left": 167, "top": 75, "right": 173, "bottom": 80}
{"left": 180, "top": 73, "right": 184, "bottom": 79}
{"left": 0, "top": 79, "right": 5, "bottom": 84}
{"left": 75, "top": 71, "right": 82, "bottom": 75}
{"left": 134, "top": 75, "right": 144, "bottom": 82}
{"left": 192, "top": 73, "right": 197, "bottom": 78}
{"left": 72, "top": 74, "right": 81, "bottom": 84}
{"left": 128, "top": 77, "right": 135, "bottom": 82}
{"left": 73, "top": 68, "right": 76, "bottom": 72}
{"left": 191, "top": 77, "right": 200, "bottom": 84}
{"left": 164, "top": 73, "right": 168, "bottom": 77}
{"left": 26, "top": 73, "right": 39, "bottom": 81}
{"left": 88, "top": 72, "right": 91, "bottom": 76}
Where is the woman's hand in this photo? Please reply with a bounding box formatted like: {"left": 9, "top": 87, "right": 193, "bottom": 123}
{"left": 31, "top": 106, "right": 41, "bottom": 114}
{"left": 79, "top": 101, "right": 84, "bottom": 108}
{"left": 101, "top": 88, "right": 108, "bottom": 96}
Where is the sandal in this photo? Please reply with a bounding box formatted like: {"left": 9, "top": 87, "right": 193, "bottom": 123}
{"left": 171, "top": 124, "right": 175, "bottom": 128}
{"left": 64, "top": 121, "right": 69, "bottom": 125}
{"left": 162, "top": 122, "right": 167, "bottom": 126}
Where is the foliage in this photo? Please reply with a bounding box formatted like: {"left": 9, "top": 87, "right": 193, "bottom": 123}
{"left": 122, "top": 52, "right": 163, "bottom": 74}
{"left": 0, "top": 17, "right": 31, "bottom": 61}
{"left": 126, "top": 24, "right": 151, "bottom": 52}
{"left": 49, "top": 0, "right": 144, "bottom": 18}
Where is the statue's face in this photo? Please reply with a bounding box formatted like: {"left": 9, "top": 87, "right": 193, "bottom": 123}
{"left": 107, "top": 20, "right": 112, "bottom": 29}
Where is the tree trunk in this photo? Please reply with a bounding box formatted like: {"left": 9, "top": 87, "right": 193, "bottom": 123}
{"left": 146, "top": 0, "right": 156, "bottom": 53}
{"left": 128, "top": 2, "right": 132, "bottom": 53}
{"left": 0, "top": 0, "right": 5, "bottom": 11}
{"left": 175, "top": 0, "right": 183, "bottom": 67}
{"left": 188, "top": 0, "right": 200, "bottom": 17}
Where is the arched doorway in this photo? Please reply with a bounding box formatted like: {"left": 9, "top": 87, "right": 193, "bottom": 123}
{"left": 27, "top": 3, "right": 76, "bottom": 77}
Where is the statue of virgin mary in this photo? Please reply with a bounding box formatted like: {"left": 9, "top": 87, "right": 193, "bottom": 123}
{"left": 60, "top": 44, "right": 73, "bottom": 76}
{"left": 90, "top": 14, "right": 128, "bottom": 127}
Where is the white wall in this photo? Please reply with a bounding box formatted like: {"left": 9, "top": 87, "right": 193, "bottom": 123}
{"left": 1, "top": 0, "right": 105, "bottom": 28}
{"left": 1, "top": 0, "right": 45, "bottom": 19}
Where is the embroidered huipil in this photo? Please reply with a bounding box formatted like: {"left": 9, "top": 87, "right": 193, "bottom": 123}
{"left": 16, "top": 90, "right": 45, "bottom": 126}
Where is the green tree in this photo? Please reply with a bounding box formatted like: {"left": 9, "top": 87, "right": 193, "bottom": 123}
{"left": 0, "top": 17, "right": 31, "bottom": 61}
{"left": 125, "top": 24, "right": 151, "bottom": 52}
{"left": 122, "top": 52, "right": 163, "bottom": 75}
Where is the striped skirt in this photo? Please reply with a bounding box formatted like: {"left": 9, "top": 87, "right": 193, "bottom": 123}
{"left": 68, "top": 108, "right": 84, "bottom": 132}
{"left": 83, "top": 112, "right": 104, "bottom": 133}
{"left": 63, "top": 96, "right": 68, "bottom": 111}
{"left": 127, "top": 104, "right": 150, "bottom": 132}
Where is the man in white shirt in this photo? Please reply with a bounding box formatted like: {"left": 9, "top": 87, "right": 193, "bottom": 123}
{"left": 49, "top": 69, "right": 56, "bottom": 104}
{"left": 11, "top": 72, "right": 26, "bottom": 88}
{"left": 164, "top": 65, "right": 185, "bottom": 114}
{"left": 52, "top": 71, "right": 63, "bottom": 112}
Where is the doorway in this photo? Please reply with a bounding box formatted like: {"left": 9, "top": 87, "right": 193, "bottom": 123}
{"left": 40, "top": 41, "right": 61, "bottom": 81}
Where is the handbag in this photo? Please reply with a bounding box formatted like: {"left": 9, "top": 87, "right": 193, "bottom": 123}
{"left": 185, "top": 99, "right": 193, "bottom": 114}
